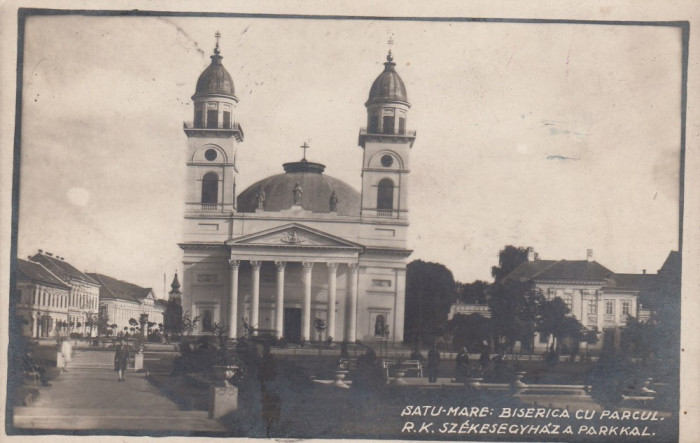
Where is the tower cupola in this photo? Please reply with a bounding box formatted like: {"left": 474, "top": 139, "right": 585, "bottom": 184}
{"left": 359, "top": 50, "right": 415, "bottom": 148}
{"left": 193, "top": 37, "right": 237, "bottom": 101}
{"left": 366, "top": 51, "right": 409, "bottom": 106}
{"left": 186, "top": 32, "right": 243, "bottom": 141}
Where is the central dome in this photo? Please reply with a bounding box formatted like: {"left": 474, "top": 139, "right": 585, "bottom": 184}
{"left": 194, "top": 53, "right": 236, "bottom": 100}
{"left": 237, "top": 160, "right": 360, "bottom": 215}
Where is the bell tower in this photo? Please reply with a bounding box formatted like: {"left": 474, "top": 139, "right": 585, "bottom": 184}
{"left": 183, "top": 32, "right": 243, "bottom": 231}
{"left": 358, "top": 50, "right": 415, "bottom": 221}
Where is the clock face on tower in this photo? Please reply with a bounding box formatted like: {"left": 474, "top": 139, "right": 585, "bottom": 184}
{"left": 205, "top": 149, "right": 218, "bottom": 161}
{"left": 381, "top": 155, "right": 394, "bottom": 167}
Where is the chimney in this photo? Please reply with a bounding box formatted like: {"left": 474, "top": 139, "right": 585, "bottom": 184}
{"left": 642, "top": 269, "right": 646, "bottom": 274}
{"left": 527, "top": 247, "right": 535, "bottom": 262}
{"left": 47, "top": 252, "right": 53, "bottom": 257}
{"left": 38, "top": 249, "right": 43, "bottom": 253}
{"left": 586, "top": 249, "right": 593, "bottom": 262}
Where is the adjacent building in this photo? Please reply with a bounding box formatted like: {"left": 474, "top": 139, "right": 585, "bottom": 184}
{"left": 180, "top": 38, "right": 413, "bottom": 343}
{"left": 505, "top": 248, "right": 656, "bottom": 351}
{"left": 29, "top": 250, "right": 100, "bottom": 337}
{"left": 88, "top": 273, "right": 165, "bottom": 335}
{"left": 15, "top": 258, "right": 72, "bottom": 338}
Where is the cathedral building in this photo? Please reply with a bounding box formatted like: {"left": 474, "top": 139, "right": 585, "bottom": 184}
{"left": 179, "top": 37, "right": 414, "bottom": 343}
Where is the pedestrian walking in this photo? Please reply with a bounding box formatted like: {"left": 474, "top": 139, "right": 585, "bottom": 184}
{"left": 60, "top": 338, "right": 73, "bottom": 372}
{"left": 427, "top": 345, "right": 440, "bottom": 383}
{"left": 455, "top": 347, "right": 470, "bottom": 381}
{"left": 114, "top": 342, "right": 129, "bottom": 382}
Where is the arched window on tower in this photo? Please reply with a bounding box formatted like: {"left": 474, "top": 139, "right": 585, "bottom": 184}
{"left": 377, "top": 178, "right": 394, "bottom": 216}
{"left": 369, "top": 114, "right": 379, "bottom": 133}
{"left": 382, "top": 115, "right": 395, "bottom": 134}
{"left": 201, "top": 172, "right": 219, "bottom": 209}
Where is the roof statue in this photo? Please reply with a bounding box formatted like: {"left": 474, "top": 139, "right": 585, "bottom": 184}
{"left": 292, "top": 183, "right": 303, "bottom": 206}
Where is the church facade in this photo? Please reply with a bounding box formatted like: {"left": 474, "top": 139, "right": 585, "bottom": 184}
{"left": 179, "top": 37, "right": 414, "bottom": 344}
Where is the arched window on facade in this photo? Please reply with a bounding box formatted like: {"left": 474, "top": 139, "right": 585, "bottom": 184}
{"left": 377, "top": 178, "right": 394, "bottom": 215}
{"left": 201, "top": 172, "right": 219, "bottom": 208}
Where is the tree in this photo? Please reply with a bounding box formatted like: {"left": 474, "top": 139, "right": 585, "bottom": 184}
{"left": 163, "top": 300, "right": 183, "bottom": 335}
{"left": 96, "top": 308, "right": 111, "bottom": 337}
{"left": 458, "top": 280, "right": 490, "bottom": 304}
{"left": 405, "top": 260, "right": 458, "bottom": 345}
{"left": 128, "top": 317, "right": 140, "bottom": 336}
{"left": 582, "top": 327, "right": 600, "bottom": 357}
{"left": 181, "top": 311, "right": 200, "bottom": 336}
{"left": 488, "top": 279, "right": 542, "bottom": 352}
{"left": 446, "top": 313, "right": 492, "bottom": 353}
{"left": 536, "top": 297, "right": 569, "bottom": 349}
{"left": 84, "top": 312, "right": 99, "bottom": 338}
{"left": 536, "top": 297, "right": 584, "bottom": 356}
{"left": 491, "top": 245, "right": 530, "bottom": 283}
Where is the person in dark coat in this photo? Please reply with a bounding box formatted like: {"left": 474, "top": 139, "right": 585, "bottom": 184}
{"left": 427, "top": 345, "right": 440, "bottom": 383}
{"left": 455, "top": 347, "right": 470, "bottom": 381}
{"left": 114, "top": 343, "right": 129, "bottom": 382}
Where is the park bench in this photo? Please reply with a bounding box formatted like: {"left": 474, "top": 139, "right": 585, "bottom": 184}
{"left": 401, "top": 360, "right": 423, "bottom": 377}
{"left": 382, "top": 359, "right": 423, "bottom": 378}
{"left": 382, "top": 359, "right": 396, "bottom": 377}
{"left": 338, "top": 358, "right": 358, "bottom": 371}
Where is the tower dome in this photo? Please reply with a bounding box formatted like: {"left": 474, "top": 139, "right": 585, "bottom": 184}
{"left": 366, "top": 51, "right": 409, "bottom": 106}
{"left": 193, "top": 38, "right": 237, "bottom": 100}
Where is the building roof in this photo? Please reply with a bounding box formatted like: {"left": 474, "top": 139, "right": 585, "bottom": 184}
{"left": 237, "top": 159, "right": 361, "bottom": 215}
{"left": 88, "top": 273, "right": 153, "bottom": 303}
{"left": 30, "top": 252, "right": 98, "bottom": 285}
{"left": 366, "top": 51, "right": 409, "bottom": 106}
{"left": 506, "top": 259, "right": 614, "bottom": 283}
{"left": 16, "top": 258, "right": 71, "bottom": 290}
{"left": 193, "top": 45, "right": 236, "bottom": 100}
{"left": 603, "top": 273, "right": 657, "bottom": 291}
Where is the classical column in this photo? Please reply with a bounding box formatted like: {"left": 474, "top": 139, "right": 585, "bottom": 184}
{"left": 327, "top": 262, "right": 338, "bottom": 342}
{"left": 250, "top": 260, "right": 262, "bottom": 335}
{"left": 347, "top": 263, "right": 359, "bottom": 342}
{"left": 275, "top": 261, "right": 286, "bottom": 339}
{"left": 302, "top": 261, "right": 314, "bottom": 341}
{"left": 32, "top": 313, "right": 39, "bottom": 338}
{"left": 228, "top": 259, "right": 240, "bottom": 339}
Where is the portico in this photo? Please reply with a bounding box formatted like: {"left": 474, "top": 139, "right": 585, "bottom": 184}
{"left": 225, "top": 223, "right": 362, "bottom": 342}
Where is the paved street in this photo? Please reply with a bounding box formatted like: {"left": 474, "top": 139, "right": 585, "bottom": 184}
{"left": 12, "top": 349, "right": 226, "bottom": 434}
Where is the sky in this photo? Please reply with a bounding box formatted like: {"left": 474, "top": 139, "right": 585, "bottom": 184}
{"left": 15, "top": 14, "right": 682, "bottom": 295}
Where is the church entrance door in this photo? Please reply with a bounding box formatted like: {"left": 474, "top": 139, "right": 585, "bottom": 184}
{"left": 284, "top": 308, "right": 302, "bottom": 343}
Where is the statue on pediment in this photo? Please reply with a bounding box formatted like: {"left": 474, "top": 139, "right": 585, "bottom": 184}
{"left": 293, "top": 183, "right": 303, "bottom": 206}
{"left": 329, "top": 190, "right": 339, "bottom": 212}
{"left": 256, "top": 186, "right": 266, "bottom": 210}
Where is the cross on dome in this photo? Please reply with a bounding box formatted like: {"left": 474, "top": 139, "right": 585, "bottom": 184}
{"left": 214, "top": 31, "right": 221, "bottom": 55}
{"left": 387, "top": 35, "right": 395, "bottom": 62}
{"left": 300, "top": 141, "right": 310, "bottom": 160}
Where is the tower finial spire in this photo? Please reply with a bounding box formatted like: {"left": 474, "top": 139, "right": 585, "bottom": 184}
{"left": 214, "top": 31, "right": 221, "bottom": 56}
{"left": 387, "top": 35, "right": 394, "bottom": 62}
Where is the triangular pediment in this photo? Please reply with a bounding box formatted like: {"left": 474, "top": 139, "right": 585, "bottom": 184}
{"left": 227, "top": 223, "right": 363, "bottom": 250}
